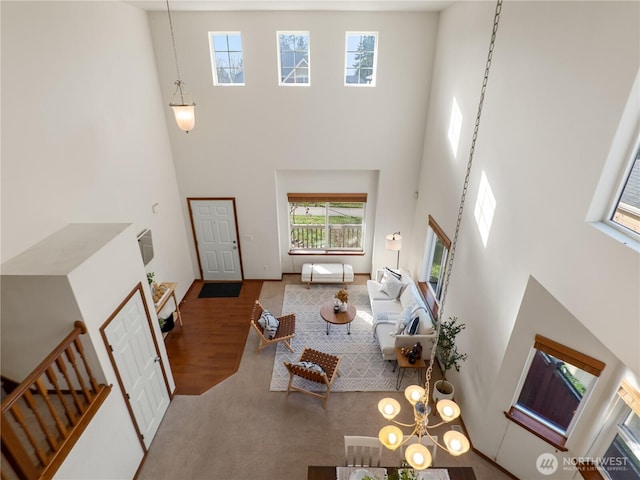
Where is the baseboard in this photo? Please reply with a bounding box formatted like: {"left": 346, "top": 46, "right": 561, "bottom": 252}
{"left": 471, "top": 446, "right": 520, "bottom": 480}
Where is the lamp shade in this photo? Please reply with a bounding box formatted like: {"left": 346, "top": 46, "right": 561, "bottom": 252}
{"left": 443, "top": 430, "right": 470, "bottom": 456}
{"left": 378, "top": 398, "right": 401, "bottom": 420}
{"left": 379, "top": 425, "right": 404, "bottom": 450}
{"left": 171, "top": 104, "right": 195, "bottom": 133}
{"left": 436, "top": 399, "right": 461, "bottom": 422}
{"left": 405, "top": 442, "right": 432, "bottom": 470}
{"left": 385, "top": 233, "right": 402, "bottom": 251}
{"left": 404, "top": 385, "right": 425, "bottom": 405}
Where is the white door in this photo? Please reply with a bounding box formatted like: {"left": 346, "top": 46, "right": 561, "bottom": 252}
{"left": 189, "top": 198, "right": 242, "bottom": 281}
{"left": 103, "top": 289, "right": 170, "bottom": 450}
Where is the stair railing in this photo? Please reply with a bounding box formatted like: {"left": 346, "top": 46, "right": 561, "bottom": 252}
{"left": 1, "top": 321, "right": 111, "bottom": 480}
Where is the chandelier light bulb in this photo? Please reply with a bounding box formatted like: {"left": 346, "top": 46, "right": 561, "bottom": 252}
{"left": 443, "top": 430, "right": 470, "bottom": 456}
{"left": 404, "top": 385, "right": 425, "bottom": 405}
{"left": 378, "top": 398, "right": 401, "bottom": 420}
{"left": 436, "top": 399, "right": 461, "bottom": 422}
{"left": 379, "top": 425, "right": 404, "bottom": 450}
{"left": 405, "top": 442, "right": 432, "bottom": 470}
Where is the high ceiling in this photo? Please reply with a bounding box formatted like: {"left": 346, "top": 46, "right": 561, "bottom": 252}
{"left": 126, "top": 0, "right": 454, "bottom": 11}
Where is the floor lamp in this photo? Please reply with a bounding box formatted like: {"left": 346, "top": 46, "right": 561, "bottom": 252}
{"left": 385, "top": 232, "right": 402, "bottom": 269}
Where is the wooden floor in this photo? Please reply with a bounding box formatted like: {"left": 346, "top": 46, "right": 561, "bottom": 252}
{"left": 163, "top": 279, "right": 263, "bottom": 395}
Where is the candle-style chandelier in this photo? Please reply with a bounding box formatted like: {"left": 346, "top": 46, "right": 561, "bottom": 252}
{"left": 376, "top": 0, "right": 503, "bottom": 470}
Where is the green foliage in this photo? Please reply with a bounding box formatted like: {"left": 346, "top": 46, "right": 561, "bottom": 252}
{"left": 388, "top": 467, "right": 417, "bottom": 480}
{"left": 147, "top": 272, "right": 155, "bottom": 285}
{"left": 437, "top": 316, "right": 468, "bottom": 380}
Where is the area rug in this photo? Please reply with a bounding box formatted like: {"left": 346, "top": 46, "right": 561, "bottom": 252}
{"left": 198, "top": 282, "right": 242, "bottom": 298}
{"left": 269, "top": 284, "right": 398, "bottom": 392}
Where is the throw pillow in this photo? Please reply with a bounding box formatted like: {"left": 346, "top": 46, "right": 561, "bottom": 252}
{"left": 295, "top": 361, "right": 325, "bottom": 373}
{"left": 380, "top": 275, "right": 403, "bottom": 299}
{"left": 391, "top": 317, "right": 406, "bottom": 336}
{"left": 258, "top": 310, "right": 280, "bottom": 339}
{"left": 407, "top": 316, "right": 421, "bottom": 335}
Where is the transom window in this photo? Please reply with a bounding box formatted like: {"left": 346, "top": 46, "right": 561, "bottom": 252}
{"left": 506, "top": 335, "right": 605, "bottom": 450}
{"left": 344, "top": 32, "right": 378, "bottom": 86}
{"left": 208, "top": 32, "right": 244, "bottom": 85}
{"left": 609, "top": 140, "right": 640, "bottom": 238}
{"left": 287, "top": 193, "right": 366, "bottom": 253}
{"left": 277, "top": 32, "right": 310, "bottom": 85}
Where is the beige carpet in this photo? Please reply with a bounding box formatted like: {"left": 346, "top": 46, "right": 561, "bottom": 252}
{"left": 136, "top": 275, "right": 514, "bottom": 480}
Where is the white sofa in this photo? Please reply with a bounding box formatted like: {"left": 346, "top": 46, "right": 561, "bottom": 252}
{"left": 367, "top": 268, "right": 437, "bottom": 361}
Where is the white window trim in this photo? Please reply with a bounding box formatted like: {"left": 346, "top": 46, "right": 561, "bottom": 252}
{"left": 208, "top": 31, "right": 245, "bottom": 86}
{"left": 276, "top": 31, "right": 311, "bottom": 87}
{"left": 344, "top": 31, "right": 378, "bottom": 87}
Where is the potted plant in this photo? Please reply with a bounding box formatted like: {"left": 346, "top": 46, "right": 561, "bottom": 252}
{"left": 433, "top": 316, "right": 467, "bottom": 402}
{"left": 335, "top": 289, "right": 349, "bottom": 312}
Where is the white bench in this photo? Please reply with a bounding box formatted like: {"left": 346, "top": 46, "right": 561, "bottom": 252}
{"left": 301, "top": 263, "right": 354, "bottom": 289}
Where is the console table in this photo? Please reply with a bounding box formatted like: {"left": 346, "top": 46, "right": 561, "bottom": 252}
{"left": 154, "top": 282, "right": 183, "bottom": 337}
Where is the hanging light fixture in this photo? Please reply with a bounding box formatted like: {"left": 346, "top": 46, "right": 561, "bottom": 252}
{"left": 376, "top": 0, "right": 503, "bottom": 470}
{"left": 165, "top": 0, "right": 195, "bottom": 133}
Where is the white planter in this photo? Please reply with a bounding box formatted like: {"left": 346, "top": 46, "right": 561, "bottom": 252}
{"left": 433, "top": 379, "right": 455, "bottom": 403}
{"left": 339, "top": 301, "right": 348, "bottom": 312}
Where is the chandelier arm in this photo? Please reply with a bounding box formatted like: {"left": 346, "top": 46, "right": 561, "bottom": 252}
{"left": 423, "top": 0, "right": 503, "bottom": 402}
{"left": 422, "top": 431, "right": 449, "bottom": 452}
{"left": 391, "top": 420, "right": 418, "bottom": 428}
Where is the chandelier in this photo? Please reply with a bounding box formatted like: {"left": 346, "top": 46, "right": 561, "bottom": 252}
{"left": 165, "top": 0, "right": 195, "bottom": 133}
{"left": 376, "top": 0, "right": 503, "bottom": 470}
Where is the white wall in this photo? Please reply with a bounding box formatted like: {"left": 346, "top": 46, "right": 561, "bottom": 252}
{"left": 414, "top": 1, "right": 640, "bottom": 478}
{"left": 146, "top": 10, "right": 439, "bottom": 279}
{"left": 0, "top": 1, "right": 195, "bottom": 300}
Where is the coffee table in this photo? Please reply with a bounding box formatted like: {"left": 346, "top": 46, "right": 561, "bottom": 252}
{"left": 320, "top": 301, "right": 356, "bottom": 335}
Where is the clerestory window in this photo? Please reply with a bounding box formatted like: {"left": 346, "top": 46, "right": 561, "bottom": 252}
{"left": 287, "top": 193, "right": 366, "bottom": 254}
{"left": 277, "top": 32, "right": 310, "bottom": 86}
{"left": 609, "top": 139, "right": 640, "bottom": 239}
{"left": 344, "top": 32, "right": 378, "bottom": 86}
{"left": 209, "top": 32, "right": 244, "bottom": 85}
{"left": 505, "top": 335, "right": 605, "bottom": 451}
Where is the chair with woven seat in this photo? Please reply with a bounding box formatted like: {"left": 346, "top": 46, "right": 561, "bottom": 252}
{"left": 344, "top": 435, "right": 382, "bottom": 467}
{"left": 250, "top": 300, "right": 296, "bottom": 353}
{"left": 283, "top": 347, "right": 341, "bottom": 409}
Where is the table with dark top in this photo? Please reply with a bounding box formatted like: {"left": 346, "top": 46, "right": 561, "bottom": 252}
{"left": 307, "top": 466, "right": 477, "bottom": 480}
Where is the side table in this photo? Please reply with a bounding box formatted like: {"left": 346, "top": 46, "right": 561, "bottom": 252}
{"left": 394, "top": 347, "right": 427, "bottom": 390}
{"left": 154, "top": 282, "right": 183, "bottom": 338}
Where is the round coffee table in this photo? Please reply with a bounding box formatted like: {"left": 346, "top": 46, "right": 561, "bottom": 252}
{"left": 320, "top": 301, "right": 356, "bottom": 335}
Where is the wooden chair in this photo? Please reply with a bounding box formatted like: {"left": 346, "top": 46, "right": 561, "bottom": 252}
{"left": 284, "top": 347, "right": 341, "bottom": 409}
{"left": 344, "top": 435, "right": 383, "bottom": 467}
{"left": 250, "top": 300, "right": 296, "bottom": 353}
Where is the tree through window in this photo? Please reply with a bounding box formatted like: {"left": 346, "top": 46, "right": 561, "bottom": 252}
{"left": 345, "top": 32, "right": 378, "bottom": 86}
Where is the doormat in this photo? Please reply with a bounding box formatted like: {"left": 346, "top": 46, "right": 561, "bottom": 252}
{"left": 198, "top": 282, "right": 242, "bottom": 298}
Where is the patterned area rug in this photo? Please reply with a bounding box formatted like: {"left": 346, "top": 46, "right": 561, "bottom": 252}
{"left": 269, "top": 284, "right": 398, "bottom": 392}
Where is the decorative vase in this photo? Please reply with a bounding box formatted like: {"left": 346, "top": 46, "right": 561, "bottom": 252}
{"left": 333, "top": 300, "right": 340, "bottom": 313}
{"left": 339, "top": 301, "right": 348, "bottom": 312}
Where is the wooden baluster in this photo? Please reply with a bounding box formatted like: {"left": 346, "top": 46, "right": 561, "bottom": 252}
{"left": 73, "top": 337, "right": 99, "bottom": 393}
{"left": 45, "top": 366, "right": 78, "bottom": 426}
{"left": 55, "top": 357, "right": 85, "bottom": 414}
{"left": 9, "top": 402, "right": 49, "bottom": 466}
{"left": 23, "top": 388, "right": 60, "bottom": 453}
{"left": 34, "top": 378, "right": 68, "bottom": 442}
{"left": 1, "top": 415, "right": 41, "bottom": 480}
{"left": 65, "top": 346, "right": 93, "bottom": 403}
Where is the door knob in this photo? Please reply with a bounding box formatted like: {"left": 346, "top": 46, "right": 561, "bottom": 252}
{"left": 154, "top": 356, "right": 161, "bottom": 363}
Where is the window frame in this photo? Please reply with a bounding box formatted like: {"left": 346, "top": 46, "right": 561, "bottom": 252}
{"left": 505, "top": 335, "right": 605, "bottom": 451}
{"left": 418, "top": 215, "right": 451, "bottom": 320}
{"left": 344, "top": 31, "right": 378, "bottom": 87}
{"left": 287, "top": 193, "right": 367, "bottom": 255}
{"left": 606, "top": 134, "right": 640, "bottom": 241}
{"left": 208, "top": 31, "right": 245, "bottom": 86}
{"left": 276, "top": 31, "right": 310, "bottom": 86}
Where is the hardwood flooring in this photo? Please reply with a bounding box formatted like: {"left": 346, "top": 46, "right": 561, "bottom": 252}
{"left": 163, "top": 279, "right": 263, "bottom": 395}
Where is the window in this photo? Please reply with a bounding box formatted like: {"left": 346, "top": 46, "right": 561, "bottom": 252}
{"left": 505, "top": 335, "right": 605, "bottom": 451}
{"left": 209, "top": 32, "right": 244, "bottom": 85}
{"left": 344, "top": 32, "right": 378, "bottom": 86}
{"left": 419, "top": 216, "right": 451, "bottom": 319}
{"left": 287, "top": 193, "right": 366, "bottom": 253}
{"left": 277, "top": 32, "right": 310, "bottom": 85}
{"left": 609, "top": 140, "right": 640, "bottom": 238}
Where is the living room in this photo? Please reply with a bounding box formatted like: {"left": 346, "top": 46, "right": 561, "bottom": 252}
{"left": 1, "top": 1, "right": 639, "bottom": 479}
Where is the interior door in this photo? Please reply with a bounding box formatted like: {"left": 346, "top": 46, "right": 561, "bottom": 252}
{"left": 188, "top": 198, "right": 242, "bottom": 281}
{"left": 102, "top": 286, "right": 170, "bottom": 450}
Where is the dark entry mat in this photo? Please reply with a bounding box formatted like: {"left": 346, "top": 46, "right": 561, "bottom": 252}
{"left": 198, "top": 282, "right": 242, "bottom": 298}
